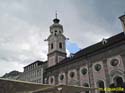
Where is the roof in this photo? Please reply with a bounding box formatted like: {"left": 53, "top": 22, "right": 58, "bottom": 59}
{"left": 74, "top": 32, "right": 125, "bottom": 58}
{"left": 46, "top": 32, "right": 125, "bottom": 71}
{"left": 24, "top": 60, "right": 47, "bottom": 68}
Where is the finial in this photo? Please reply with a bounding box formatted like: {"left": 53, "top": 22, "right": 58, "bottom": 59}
{"left": 53, "top": 11, "right": 60, "bottom": 23}
{"left": 55, "top": 10, "right": 57, "bottom": 19}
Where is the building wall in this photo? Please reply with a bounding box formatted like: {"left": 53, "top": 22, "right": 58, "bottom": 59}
{"left": 20, "top": 61, "right": 47, "bottom": 84}
{"left": 45, "top": 39, "right": 125, "bottom": 93}
{"left": 79, "top": 65, "right": 89, "bottom": 86}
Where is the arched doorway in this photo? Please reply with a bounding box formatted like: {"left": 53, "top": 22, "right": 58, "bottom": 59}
{"left": 83, "top": 83, "right": 89, "bottom": 93}
{"left": 97, "top": 80, "right": 105, "bottom": 93}
{"left": 114, "top": 76, "right": 123, "bottom": 87}
{"left": 109, "top": 83, "right": 116, "bottom": 93}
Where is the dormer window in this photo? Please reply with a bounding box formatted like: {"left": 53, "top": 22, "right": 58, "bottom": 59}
{"left": 102, "top": 38, "right": 107, "bottom": 45}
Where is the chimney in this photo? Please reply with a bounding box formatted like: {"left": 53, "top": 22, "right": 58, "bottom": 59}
{"left": 119, "top": 14, "right": 125, "bottom": 33}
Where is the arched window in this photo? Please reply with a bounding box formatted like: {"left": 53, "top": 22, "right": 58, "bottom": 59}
{"left": 50, "top": 77, "right": 53, "bottom": 84}
{"left": 83, "top": 83, "right": 89, "bottom": 93}
{"left": 60, "top": 74, "right": 64, "bottom": 80}
{"left": 51, "top": 43, "right": 53, "bottom": 49}
{"left": 70, "top": 72, "right": 75, "bottom": 78}
{"left": 59, "top": 42, "right": 62, "bottom": 49}
{"left": 54, "top": 30, "right": 57, "bottom": 36}
{"left": 97, "top": 81, "right": 105, "bottom": 93}
{"left": 109, "top": 83, "right": 115, "bottom": 93}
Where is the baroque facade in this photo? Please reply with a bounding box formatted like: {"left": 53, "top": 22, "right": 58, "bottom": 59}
{"left": 21, "top": 14, "right": 125, "bottom": 93}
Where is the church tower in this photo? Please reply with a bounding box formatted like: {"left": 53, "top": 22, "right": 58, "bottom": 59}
{"left": 46, "top": 15, "right": 67, "bottom": 67}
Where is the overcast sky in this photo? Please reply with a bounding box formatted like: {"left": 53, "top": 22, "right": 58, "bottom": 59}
{"left": 0, "top": 0, "right": 125, "bottom": 76}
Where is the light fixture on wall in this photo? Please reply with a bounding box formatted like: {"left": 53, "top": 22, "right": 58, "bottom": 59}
{"left": 57, "top": 87, "right": 63, "bottom": 93}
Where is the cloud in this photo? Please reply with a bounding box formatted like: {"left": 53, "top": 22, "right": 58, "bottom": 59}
{"left": 0, "top": 14, "right": 48, "bottom": 76}
{"left": 61, "top": 0, "right": 125, "bottom": 49}
{"left": 0, "top": 0, "right": 125, "bottom": 76}
{"left": 0, "top": 60, "right": 24, "bottom": 76}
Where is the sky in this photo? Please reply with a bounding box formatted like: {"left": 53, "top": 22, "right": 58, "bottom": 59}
{"left": 0, "top": 0, "right": 125, "bottom": 76}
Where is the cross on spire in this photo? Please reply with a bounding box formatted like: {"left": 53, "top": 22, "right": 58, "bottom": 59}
{"left": 55, "top": 11, "right": 58, "bottom": 19}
